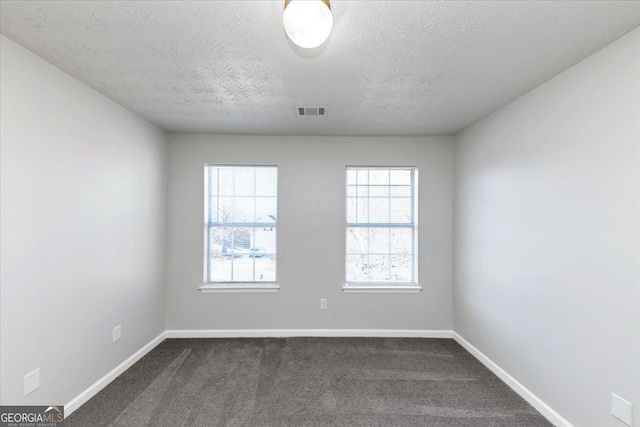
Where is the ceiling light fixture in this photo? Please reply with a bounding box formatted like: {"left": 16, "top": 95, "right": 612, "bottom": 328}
{"left": 283, "top": 0, "right": 333, "bottom": 49}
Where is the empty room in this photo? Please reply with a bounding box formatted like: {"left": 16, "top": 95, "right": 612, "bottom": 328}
{"left": 0, "top": 1, "right": 638, "bottom": 426}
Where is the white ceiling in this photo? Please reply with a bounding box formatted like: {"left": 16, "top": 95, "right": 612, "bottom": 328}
{"left": 2, "top": 1, "right": 639, "bottom": 136}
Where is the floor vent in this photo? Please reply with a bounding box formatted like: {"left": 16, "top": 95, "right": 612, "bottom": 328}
{"left": 296, "top": 106, "right": 327, "bottom": 117}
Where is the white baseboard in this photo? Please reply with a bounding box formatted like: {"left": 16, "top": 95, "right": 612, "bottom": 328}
{"left": 453, "top": 333, "right": 573, "bottom": 427}
{"left": 165, "top": 329, "right": 454, "bottom": 339}
{"left": 64, "top": 331, "right": 166, "bottom": 417}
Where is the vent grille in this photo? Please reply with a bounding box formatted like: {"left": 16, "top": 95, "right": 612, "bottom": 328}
{"left": 296, "top": 106, "right": 327, "bottom": 117}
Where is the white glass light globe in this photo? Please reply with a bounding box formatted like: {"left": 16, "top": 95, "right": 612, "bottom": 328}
{"left": 283, "top": 0, "right": 333, "bottom": 49}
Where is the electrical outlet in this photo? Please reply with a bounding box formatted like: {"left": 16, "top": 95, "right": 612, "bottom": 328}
{"left": 611, "top": 393, "right": 632, "bottom": 426}
{"left": 113, "top": 325, "right": 122, "bottom": 343}
{"left": 320, "top": 299, "right": 327, "bottom": 310}
{"left": 23, "top": 368, "right": 40, "bottom": 396}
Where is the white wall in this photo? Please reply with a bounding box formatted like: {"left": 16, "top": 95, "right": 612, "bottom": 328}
{"left": 167, "top": 135, "right": 454, "bottom": 331}
{"left": 454, "top": 28, "right": 640, "bottom": 427}
{"left": 0, "top": 35, "right": 168, "bottom": 405}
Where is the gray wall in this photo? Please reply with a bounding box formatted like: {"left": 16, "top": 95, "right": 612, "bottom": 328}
{"left": 454, "top": 28, "right": 640, "bottom": 427}
{"left": 0, "top": 36, "right": 169, "bottom": 405}
{"left": 167, "top": 135, "right": 454, "bottom": 331}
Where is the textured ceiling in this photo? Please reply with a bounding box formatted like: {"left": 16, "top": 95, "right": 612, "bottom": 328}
{"left": 1, "top": 1, "right": 640, "bottom": 136}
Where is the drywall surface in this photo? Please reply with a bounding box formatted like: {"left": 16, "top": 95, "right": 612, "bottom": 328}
{"left": 454, "top": 28, "right": 640, "bottom": 427}
{"left": 167, "top": 135, "right": 454, "bottom": 331}
{"left": 0, "top": 35, "right": 168, "bottom": 405}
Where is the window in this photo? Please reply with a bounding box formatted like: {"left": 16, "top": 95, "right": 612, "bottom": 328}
{"left": 205, "top": 165, "right": 277, "bottom": 284}
{"left": 345, "top": 167, "right": 417, "bottom": 289}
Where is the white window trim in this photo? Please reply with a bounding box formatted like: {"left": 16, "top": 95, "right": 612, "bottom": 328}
{"left": 342, "top": 284, "right": 422, "bottom": 294}
{"left": 199, "top": 283, "right": 280, "bottom": 293}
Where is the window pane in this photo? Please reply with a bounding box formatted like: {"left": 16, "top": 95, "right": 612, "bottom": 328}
{"left": 225, "top": 227, "right": 252, "bottom": 254}
{"left": 390, "top": 186, "right": 411, "bottom": 197}
{"left": 390, "top": 198, "right": 412, "bottom": 223}
{"left": 347, "top": 169, "right": 357, "bottom": 185}
{"left": 210, "top": 256, "right": 232, "bottom": 282}
{"left": 206, "top": 166, "right": 277, "bottom": 283}
{"left": 232, "top": 257, "right": 255, "bottom": 282}
{"left": 356, "top": 185, "right": 368, "bottom": 196}
{"left": 369, "top": 228, "right": 390, "bottom": 254}
{"left": 369, "top": 185, "right": 389, "bottom": 197}
{"left": 208, "top": 167, "right": 219, "bottom": 197}
{"left": 390, "top": 228, "right": 413, "bottom": 254}
{"left": 233, "top": 197, "right": 255, "bottom": 222}
{"left": 254, "top": 226, "right": 277, "bottom": 255}
{"left": 218, "top": 167, "right": 234, "bottom": 196}
{"left": 256, "top": 197, "right": 277, "bottom": 222}
{"left": 346, "top": 255, "right": 368, "bottom": 282}
{"left": 369, "top": 169, "right": 388, "bottom": 185}
{"left": 358, "top": 197, "right": 369, "bottom": 223}
{"left": 233, "top": 167, "right": 255, "bottom": 196}
{"left": 368, "top": 198, "right": 390, "bottom": 223}
{"left": 391, "top": 255, "right": 412, "bottom": 282}
{"left": 368, "top": 255, "right": 390, "bottom": 281}
{"left": 347, "top": 197, "right": 368, "bottom": 224}
{"left": 390, "top": 169, "right": 411, "bottom": 185}
{"left": 256, "top": 257, "right": 276, "bottom": 282}
{"left": 209, "top": 226, "right": 229, "bottom": 255}
{"left": 211, "top": 197, "right": 234, "bottom": 223}
{"left": 356, "top": 169, "right": 368, "bottom": 185}
{"left": 346, "top": 227, "right": 368, "bottom": 254}
{"left": 255, "top": 168, "right": 277, "bottom": 196}
{"left": 346, "top": 198, "right": 357, "bottom": 223}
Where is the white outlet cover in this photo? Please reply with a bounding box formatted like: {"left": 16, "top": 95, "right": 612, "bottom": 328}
{"left": 113, "top": 325, "right": 122, "bottom": 343}
{"left": 612, "top": 393, "right": 633, "bottom": 426}
{"left": 23, "top": 368, "right": 40, "bottom": 396}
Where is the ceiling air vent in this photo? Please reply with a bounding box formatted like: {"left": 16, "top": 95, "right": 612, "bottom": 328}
{"left": 296, "top": 106, "right": 327, "bottom": 117}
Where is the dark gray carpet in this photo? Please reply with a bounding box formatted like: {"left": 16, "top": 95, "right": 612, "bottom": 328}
{"left": 66, "top": 338, "right": 551, "bottom": 426}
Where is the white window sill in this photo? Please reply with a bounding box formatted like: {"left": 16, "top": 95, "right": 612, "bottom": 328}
{"left": 199, "top": 284, "right": 280, "bottom": 293}
{"left": 342, "top": 284, "right": 423, "bottom": 294}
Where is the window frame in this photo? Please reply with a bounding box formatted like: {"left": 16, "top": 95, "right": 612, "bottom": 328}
{"left": 343, "top": 166, "right": 421, "bottom": 294}
{"left": 200, "top": 164, "right": 279, "bottom": 293}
